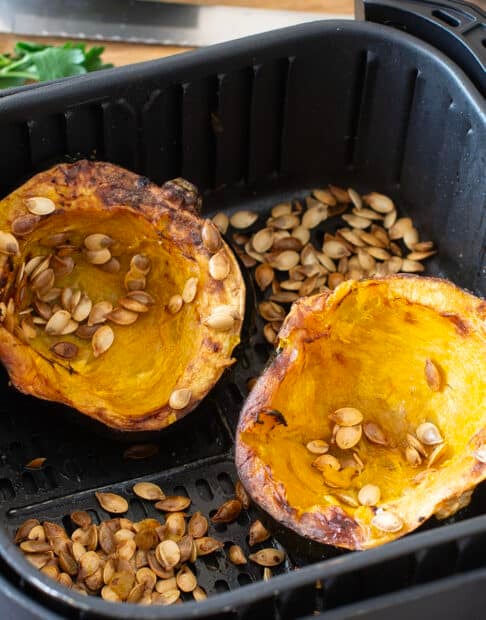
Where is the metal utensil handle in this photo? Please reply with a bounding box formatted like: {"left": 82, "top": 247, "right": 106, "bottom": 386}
{"left": 357, "top": 0, "right": 486, "bottom": 96}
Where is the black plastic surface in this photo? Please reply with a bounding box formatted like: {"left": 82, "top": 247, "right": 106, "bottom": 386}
{"left": 360, "top": 0, "right": 486, "bottom": 96}
{"left": 0, "top": 8, "right": 484, "bottom": 620}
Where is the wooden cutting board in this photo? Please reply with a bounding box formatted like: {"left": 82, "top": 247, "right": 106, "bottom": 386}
{"left": 0, "top": 0, "right": 354, "bottom": 66}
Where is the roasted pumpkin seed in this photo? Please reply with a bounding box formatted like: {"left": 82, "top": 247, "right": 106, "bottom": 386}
{"left": 249, "top": 548, "right": 285, "bottom": 567}
{"left": 95, "top": 492, "right": 128, "bottom": 514}
{"left": 211, "top": 499, "right": 242, "bottom": 524}
{"left": 133, "top": 482, "right": 165, "bottom": 501}
{"left": 155, "top": 495, "right": 191, "bottom": 512}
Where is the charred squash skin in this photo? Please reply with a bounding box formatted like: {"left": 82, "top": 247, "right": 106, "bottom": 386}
{"left": 0, "top": 160, "right": 245, "bottom": 431}
{"left": 236, "top": 276, "right": 486, "bottom": 550}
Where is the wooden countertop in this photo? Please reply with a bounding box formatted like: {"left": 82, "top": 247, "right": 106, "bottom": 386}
{"left": 0, "top": 0, "right": 354, "bottom": 67}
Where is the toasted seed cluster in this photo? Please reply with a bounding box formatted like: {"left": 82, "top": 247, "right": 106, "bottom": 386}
{"left": 215, "top": 187, "right": 436, "bottom": 346}
{"left": 304, "top": 405, "right": 447, "bottom": 533}
{"left": 0, "top": 208, "right": 155, "bottom": 362}
{"left": 14, "top": 479, "right": 285, "bottom": 605}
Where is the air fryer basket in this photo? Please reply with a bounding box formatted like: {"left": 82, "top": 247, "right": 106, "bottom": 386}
{"left": 0, "top": 1, "right": 485, "bottom": 618}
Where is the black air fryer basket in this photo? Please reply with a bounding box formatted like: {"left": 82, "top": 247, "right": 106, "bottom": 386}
{"left": 0, "top": 1, "right": 485, "bottom": 618}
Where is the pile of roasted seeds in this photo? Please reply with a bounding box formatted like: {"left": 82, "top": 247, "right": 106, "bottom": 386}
{"left": 14, "top": 480, "right": 283, "bottom": 605}
{"left": 211, "top": 186, "right": 436, "bottom": 346}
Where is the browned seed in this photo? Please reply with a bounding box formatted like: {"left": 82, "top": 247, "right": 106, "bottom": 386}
{"left": 155, "top": 496, "right": 191, "bottom": 512}
{"left": 95, "top": 492, "right": 128, "bottom": 514}
{"left": 134, "top": 528, "right": 159, "bottom": 551}
{"left": 107, "top": 307, "right": 138, "bottom": 325}
{"left": 252, "top": 227, "right": 274, "bottom": 253}
{"left": 342, "top": 214, "right": 370, "bottom": 229}
{"left": 228, "top": 544, "right": 247, "bottom": 565}
{"left": 153, "top": 589, "right": 181, "bottom": 606}
{"left": 99, "top": 257, "right": 120, "bottom": 274}
{"left": 248, "top": 520, "right": 271, "bottom": 546}
{"left": 58, "top": 550, "right": 78, "bottom": 576}
{"left": 235, "top": 481, "right": 251, "bottom": 510}
{"left": 249, "top": 548, "right": 285, "bottom": 567}
{"left": 41, "top": 564, "right": 60, "bottom": 580}
{"left": 15, "top": 519, "right": 41, "bottom": 544}
{"left": 263, "top": 322, "right": 277, "bottom": 345}
{"left": 306, "top": 440, "right": 329, "bottom": 455}
{"left": 389, "top": 217, "right": 413, "bottom": 240}
{"left": 136, "top": 567, "right": 157, "bottom": 590}
{"left": 176, "top": 564, "right": 197, "bottom": 593}
{"left": 155, "top": 576, "right": 178, "bottom": 595}
{"left": 123, "top": 443, "right": 159, "bottom": 461}
{"left": 328, "top": 272, "right": 345, "bottom": 290}
{"left": 211, "top": 499, "right": 242, "bottom": 524}
{"left": 188, "top": 512, "right": 208, "bottom": 539}
{"left": 19, "top": 539, "right": 51, "bottom": 553}
{"left": 258, "top": 300, "right": 285, "bottom": 321}
{"left": 50, "top": 341, "right": 78, "bottom": 360}
{"left": 177, "top": 534, "right": 195, "bottom": 563}
{"left": 209, "top": 250, "right": 231, "bottom": 280}
{"left": 329, "top": 407, "right": 363, "bottom": 426}
{"left": 232, "top": 233, "right": 249, "bottom": 246}
{"left": 271, "top": 202, "right": 292, "bottom": 217}
{"left": 312, "top": 188, "right": 336, "bottom": 206}
{"left": 195, "top": 537, "right": 223, "bottom": 556}
{"left": 155, "top": 540, "right": 180, "bottom": 570}
{"left": 425, "top": 358, "right": 442, "bottom": 392}
{"left": 269, "top": 291, "right": 299, "bottom": 303}
{"left": 147, "top": 550, "right": 174, "bottom": 579}
{"left": 32, "top": 267, "right": 54, "bottom": 292}
{"left": 269, "top": 214, "right": 300, "bottom": 230}
{"left": 70, "top": 511, "right": 91, "bottom": 530}
{"left": 131, "top": 254, "right": 151, "bottom": 276}
{"left": 92, "top": 325, "right": 114, "bottom": 358}
{"left": 272, "top": 236, "right": 303, "bottom": 252}
{"left": 168, "top": 388, "right": 191, "bottom": 411}
{"left": 193, "top": 585, "right": 207, "bottom": 601}
{"left": 119, "top": 296, "right": 149, "bottom": 314}
{"left": 301, "top": 205, "right": 327, "bottom": 229}
{"left": 322, "top": 240, "right": 350, "bottom": 260}
{"left": 109, "top": 571, "right": 135, "bottom": 601}
{"left": 255, "top": 263, "right": 274, "bottom": 292}
{"left": 133, "top": 482, "right": 165, "bottom": 501}
{"left": 27, "top": 525, "right": 46, "bottom": 542}
{"left": 201, "top": 219, "right": 222, "bottom": 253}
{"left": 363, "top": 422, "right": 388, "bottom": 446}
{"left": 230, "top": 210, "right": 258, "bottom": 229}
{"left": 101, "top": 585, "right": 121, "bottom": 602}
{"left": 11, "top": 214, "right": 40, "bottom": 236}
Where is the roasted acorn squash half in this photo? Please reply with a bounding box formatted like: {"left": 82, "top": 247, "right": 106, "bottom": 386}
{"left": 236, "top": 276, "right": 486, "bottom": 549}
{"left": 0, "top": 160, "right": 245, "bottom": 431}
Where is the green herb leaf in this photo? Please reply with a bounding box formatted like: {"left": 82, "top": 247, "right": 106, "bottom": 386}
{"left": 31, "top": 47, "right": 87, "bottom": 81}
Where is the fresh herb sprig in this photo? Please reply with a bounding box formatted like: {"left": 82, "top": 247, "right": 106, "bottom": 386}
{"left": 0, "top": 41, "right": 113, "bottom": 89}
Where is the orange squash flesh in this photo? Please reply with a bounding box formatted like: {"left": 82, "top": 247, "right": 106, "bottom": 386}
{"left": 0, "top": 161, "right": 245, "bottom": 431}
{"left": 236, "top": 276, "right": 486, "bottom": 549}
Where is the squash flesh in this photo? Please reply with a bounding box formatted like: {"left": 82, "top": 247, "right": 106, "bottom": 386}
{"left": 237, "top": 277, "right": 486, "bottom": 548}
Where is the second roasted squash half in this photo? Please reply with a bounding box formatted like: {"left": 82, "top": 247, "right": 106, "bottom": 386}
{"left": 236, "top": 276, "right": 486, "bottom": 549}
{"left": 0, "top": 160, "right": 245, "bottom": 431}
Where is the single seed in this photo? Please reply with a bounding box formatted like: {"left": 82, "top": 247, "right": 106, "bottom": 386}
{"left": 348, "top": 188, "right": 362, "bottom": 209}
{"left": 188, "top": 512, "right": 208, "bottom": 539}
{"left": 271, "top": 202, "right": 292, "bottom": 217}
{"left": 313, "top": 188, "right": 336, "bottom": 205}
{"left": 383, "top": 209, "right": 397, "bottom": 229}
{"left": 124, "top": 271, "right": 146, "bottom": 291}
{"left": 155, "top": 495, "right": 191, "bottom": 512}
{"left": 406, "top": 433, "right": 428, "bottom": 457}
{"left": 363, "top": 192, "right": 394, "bottom": 213}
{"left": 255, "top": 263, "right": 274, "bottom": 291}
{"left": 131, "top": 254, "right": 151, "bottom": 275}
{"left": 328, "top": 272, "right": 345, "bottom": 290}
{"left": 15, "top": 519, "right": 40, "bottom": 543}
{"left": 269, "top": 250, "right": 300, "bottom": 271}
{"left": 363, "top": 422, "right": 388, "bottom": 446}
{"left": 230, "top": 210, "right": 258, "bottom": 229}
{"left": 182, "top": 277, "right": 198, "bottom": 303}
{"left": 168, "top": 294, "right": 183, "bottom": 314}
{"left": 88, "top": 301, "right": 113, "bottom": 326}
{"left": 403, "top": 227, "right": 419, "bottom": 250}
{"left": 95, "top": 492, "right": 128, "bottom": 514}
{"left": 342, "top": 214, "right": 370, "bottom": 229}
{"left": 416, "top": 422, "right": 443, "bottom": 446}
{"left": 70, "top": 511, "right": 92, "bottom": 530}
{"left": 133, "top": 482, "right": 165, "bottom": 501}
{"left": 329, "top": 407, "right": 363, "bottom": 427}
{"left": 389, "top": 217, "right": 413, "bottom": 240}
{"left": 258, "top": 300, "right": 285, "bottom": 322}
{"left": 329, "top": 185, "right": 350, "bottom": 203}
{"left": 45, "top": 310, "right": 71, "bottom": 335}
{"left": 211, "top": 499, "right": 242, "bottom": 524}
{"left": 11, "top": 214, "right": 40, "bottom": 236}
{"left": 270, "top": 214, "right": 300, "bottom": 230}
{"left": 339, "top": 228, "right": 365, "bottom": 247}
{"left": 291, "top": 225, "right": 311, "bottom": 246}
{"left": 228, "top": 545, "right": 247, "bottom": 565}
{"left": 428, "top": 443, "right": 447, "bottom": 468}
{"left": 372, "top": 509, "right": 403, "bottom": 533}
{"left": 195, "top": 537, "right": 223, "bottom": 556}
{"left": 323, "top": 240, "right": 350, "bottom": 259}
{"left": 473, "top": 445, "right": 486, "bottom": 464}
{"left": 92, "top": 325, "right": 115, "bottom": 358}
{"left": 99, "top": 257, "right": 120, "bottom": 273}
{"left": 25, "top": 196, "right": 55, "bottom": 215}
{"left": 51, "top": 255, "right": 74, "bottom": 279}
{"left": 31, "top": 268, "right": 55, "bottom": 294}
{"left": 212, "top": 212, "right": 229, "bottom": 234}
{"left": 336, "top": 425, "right": 362, "bottom": 450}
{"left": 119, "top": 296, "right": 149, "bottom": 313}
{"left": 306, "top": 440, "right": 329, "bottom": 455}
{"left": 209, "top": 250, "right": 231, "bottom": 280}
{"left": 249, "top": 548, "right": 285, "bottom": 567}
{"left": 302, "top": 205, "right": 327, "bottom": 229}
{"left": 107, "top": 307, "right": 139, "bottom": 325}
{"left": 25, "top": 457, "right": 46, "bottom": 470}
{"left": 405, "top": 445, "right": 422, "bottom": 467}
{"left": 368, "top": 247, "right": 391, "bottom": 261}
{"left": 126, "top": 290, "right": 155, "bottom": 305}
{"left": 168, "top": 388, "right": 191, "bottom": 411}
{"left": 156, "top": 540, "right": 180, "bottom": 570}
{"left": 193, "top": 585, "right": 207, "bottom": 601}
{"left": 84, "top": 233, "right": 113, "bottom": 251}
{"left": 75, "top": 324, "right": 98, "bottom": 340}
{"left": 84, "top": 247, "right": 112, "bottom": 265}
{"left": 248, "top": 520, "right": 271, "bottom": 546}
{"left": 72, "top": 294, "right": 92, "bottom": 322}
{"left": 252, "top": 228, "right": 274, "bottom": 253}
{"left": 312, "top": 454, "right": 341, "bottom": 471}
{"left": 25, "top": 256, "right": 44, "bottom": 277}
{"left": 50, "top": 341, "right": 78, "bottom": 360}
{"left": 270, "top": 291, "right": 298, "bottom": 303}
{"left": 401, "top": 259, "right": 424, "bottom": 273}
{"left": 204, "top": 310, "right": 235, "bottom": 331}
{"left": 272, "top": 236, "right": 303, "bottom": 252}
{"left": 425, "top": 358, "right": 442, "bottom": 391}
{"left": 201, "top": 219, "right": 222, "bottom": 254}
